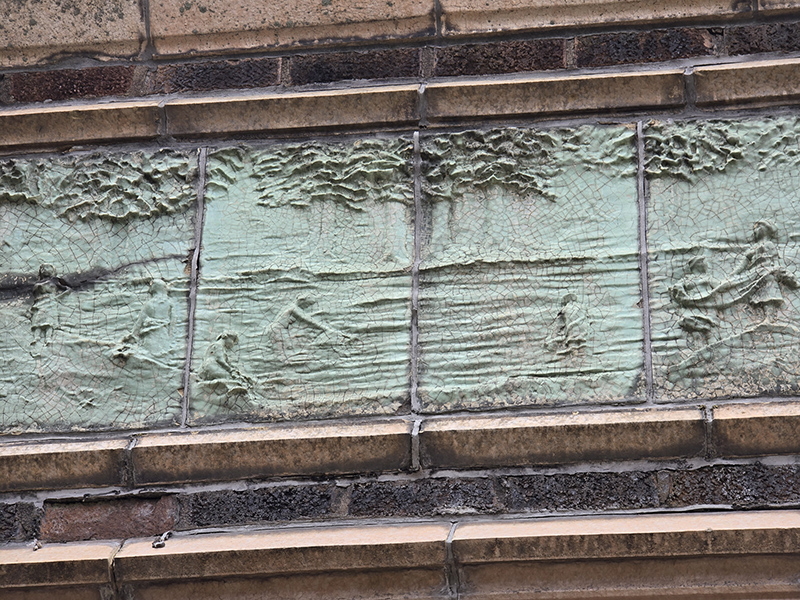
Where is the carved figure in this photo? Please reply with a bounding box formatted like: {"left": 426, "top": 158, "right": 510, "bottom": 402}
{"left": 671, "top": 256, "right": 719, "bottom": 346}
{"left": 198, "top": 331, "right": 254, "bottom": 395}
{"left": 552, "top": 293, "right": 588, "bottom": 355}
{"left": 28, "top": 264, "right": 67, "bottom": 346}
{"left": 266, "top": 296, "right": 353, "bottom": 356}
{"left": 113, "top": 279, "right": 174, "bottom": 363}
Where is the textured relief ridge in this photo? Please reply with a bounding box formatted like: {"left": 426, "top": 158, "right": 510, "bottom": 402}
{"left": 418, "top": 126, "right": 644, "bottom": 412}
{"left": 192, "top": 138, "right": 413, "bottom": 423}
{"left": 0, "top": 150, "right": 196, "bottom": 433}
{"left": 647, "top": 117, "right": 800, "bottom": 400}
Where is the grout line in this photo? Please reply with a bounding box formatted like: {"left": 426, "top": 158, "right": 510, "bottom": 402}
{"left": 683, "top": 66, "right": 698, "bottom": 110}
{"left": 107, "top": 539, "right": 125, "bottom": 600}
{"left": 411, "top": 418, "right": 422, "bottom": 470}
{"left": 410, "top": 130, "right": 423, "bottom": 414}
{"left": 703, "top": 404, "right": 715, "bottom": 460}
{"left": 181, "top": 147, "right": 208, "bottom": 428}
{"left": 636, "top": 120, "right": 655, "bottom": 403}
{"left": 445, "top": 521, "right": 459, "bottom": 599}
{"left": 139, "top": 0, "right": 156, "bottom": 61}
{"left": 433, "top": 0, "right": 444, "bottom": 40}
{"left": 121, "top": 436, "right": 138, "bottom": 488}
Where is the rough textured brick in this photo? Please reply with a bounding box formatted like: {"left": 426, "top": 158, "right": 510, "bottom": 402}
{"left": 434, "top": 39, "right": 565, "bottom": 77}
{"left": 177, "top": 485, "right": 335, "bottom": 528}
{"left": 39, "top": 497, "right": 178, "bottom": 542}
{"left": 287, "top": 49, "right": 420, "bottom": 85}
{"left": 0, "top": 504, "right": 17, "bottom": 542}
{"left": 576, "top": 28, "right": 718, "bottom": 68}
{"left": 0, "top": 503, "right": 39, "bottom": 542}
{"left": 665, "top": 465, "right": 800, "bottom": 508}
{"left": 154, "top": 58, "right": 280, "bottom": 93}
{"left": 9, "top": 66, "right": 136, "bottom": 103}
{"left": 349, "top": 478, "right": 498, "bottom": 517}
{"left": 501, "top": 472, "right": 659, "bottom": 512}
{"left": 727, "top": 22, "right": 800, "bottom": 56}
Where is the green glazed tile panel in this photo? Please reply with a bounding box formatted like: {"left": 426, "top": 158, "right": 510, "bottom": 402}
{"left": 647, "top": 118, "right": 800, "bottom": 400}
{"left": 192, "top": 138, "right": 414, "bottom": 422}
{"left": 0, "top": 150, "right": 197, "bottom": 432}
{"left": 418, "top": 126, "right": 644, "bottom": 412}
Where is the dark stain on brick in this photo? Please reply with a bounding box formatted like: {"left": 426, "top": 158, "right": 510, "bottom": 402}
{"left": 0, "top": 504, "right": 17, "bottom": 543}
{"left": 154, "top": 57, "right": 280, "bottom": 93}
{"left": 349, "top": 478, "right": 497, "bottom": 517}
{"left": 0, "top": 503, "right": 39, "bottom": 542}
{"left": 178, "top": 485, "right": 334, "bottom": 528}
{"left": 10, "top": 66, "right": 135, "bottom": 103}
{"left": 501, "top": 472, "right": 659, "bottom": 512}
{"left": 665, "top": 464, "right": 800, "bottom": 508}
{"left": 727, "top": 22, "right": 800, "bottom": 56}
{"left": 40, "top": 496, "right": 178, "bottom": 543}
{"left": 576, "top": 28, "right": 718, "bottom": 68}
{"left": 287, "top": 48, "right": 420, "bottom": 86}
{"left": 434, "top": 39, "right": 565, "bottom": 77}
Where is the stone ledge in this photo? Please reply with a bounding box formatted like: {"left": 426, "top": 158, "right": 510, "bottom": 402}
{"left": 694, "top": 58, "right": 800, "bottom": 107}
{"left": 0, "top": 540, "right": 118, "bottom": 589}
{"left": 712, "top": 402, "right": 800, "bottom": 457}
{"left": 419, "top": 408, "right": 706, "bottom": 469}
{"left": 131, "top": 420, "right": 414, "bottom": 485}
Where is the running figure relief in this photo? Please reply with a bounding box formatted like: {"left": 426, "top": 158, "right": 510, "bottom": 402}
{"left": 669, "top": 220, "right": 800, "bottom": 379}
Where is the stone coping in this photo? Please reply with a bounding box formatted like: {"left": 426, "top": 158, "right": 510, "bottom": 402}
{"left": 1, "top": 402, "right": 799, "bottom": 493}
{"left": 2, "top": 58, "right": 800, "bottom": 149}
{"left": 2, "top": 511, "right": 800, "bottom": 598}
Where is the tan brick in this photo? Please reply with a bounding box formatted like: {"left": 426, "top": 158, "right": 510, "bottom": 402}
{"left": 425, "top": 70, "right": 685, "bottom": 120}
{"left": 0, "top": 0, "right": 144, "bottom": 68}
{"left": 40, "top": 497, "right": 178, "bottom": 543}
{"left": 712, "top": 402, "right": 800, "bottom": 457}
{"left": 0, "top": 541, "right": 117, "bottom": 589}
{"left": 0, "top": 439, "right": 127, "bottom": 493}
{"left": 694, "top": 58, "right": 800, "bottom": 107}
{"left": 149, "top": 0, "right": 435, "bottom": 57}
{"left": 164, "top": 85, "right": 419, "bottom": 137}
{"left": 114, "top": 523, "right": 450, "bottom": 582}
{"left": 132, "top": 420, "right": 412, "bottom": 485}
{"left": 759, "top": 0, "right": 800, "bottom": 12}
{"left": 440, "top": 0, "right": 750, "bottom": 37}
{"left": 420, "top": 408, "right": 705, "bottom": 469}
{"left": 2, "top": 587, "right": 108, "bottom": 600}
{"left": 0, "top": 102, "right": 161, "bottom": 150}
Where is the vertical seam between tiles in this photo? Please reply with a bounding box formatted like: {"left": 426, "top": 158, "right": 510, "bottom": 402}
{"left": 181, "top": 147, "right": 208, "bottom": 428}
{"left": 445, "top": 521, "right": 459, "bottom": 599}
{"left": 139, "top": 0, "right": 155, "bottom": 60}
{"left": 636, "top": 121, "right": 655, "bottom": 403}
{"left": 411, "top": 131, "right": 422, "bottom": 415}
{"left": 433, "top": 0, "right": 444, "bottom": 40}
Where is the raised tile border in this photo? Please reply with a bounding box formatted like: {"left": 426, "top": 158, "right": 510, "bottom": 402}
{"left": 2, "top": 511, "right": 800, "bottom": 598}
{"left": 4, "top": 58, "right": 800, "bottom": 149}
{"left": 4, "top": 401, "right": 800, "bottom": 492}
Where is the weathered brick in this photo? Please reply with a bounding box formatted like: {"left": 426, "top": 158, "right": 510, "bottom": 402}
{"left": 727, "top": 22, "right": 800, "bottom": 56}
{"left": 0, "top": 504, "right": 17, "bottom": 543}
{"left": 349, "top": 478, "right": 497, "bottom": 517}
{"left": 501, "top": 472, "right": 659, "bottom": 512}
{"left": 9, "top": 66, "right": 136, "bottom": 103}
{"left": 434, "top": 39, "right": 565, "bottom": 77}
{"left": 0, "top": 503, "right": 39, "bottom": 543}
{"left": 287, "top": 49, "right": 420, "bottom": 86}
{"left": 177, "top": 485, "right": 335, "bottom": 529}
{"left": 39, "top": 496, "right": 178, "bottom": 543}
{"left": 665, "top": 465, "right": 800, "bottom": 508}
{"left": 154, "top": 58, "right": 280, "bottom": 93}
{"left": 576, "top": 28, "right": 718, "bottom": 68}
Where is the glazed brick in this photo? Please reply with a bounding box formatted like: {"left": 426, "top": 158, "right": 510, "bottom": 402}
{"left": 665, "top": 465, "right": 800, "bottom": 508}
{"left": 434, "top": 39, "right": 565, "bottom": 77}
{"left": 9, "top": 66, "right": 135, "bottom": 103}
{"left": 501, "top": 472, "right": 659, "bottom": 512}
{"left": 177, "top": 485, "right": 335, "bottom": 529}
{"left": 287, "top": 48, "right": 420, "bottom": 86}
{"left": 154, "top": 58, "right": 280, "bottom": 93}
{"left": 39, "top": 497, "right": 178, "bottom": 543}
{"left": 727, "top": 22, "right": 800, "bottom": 56}
{"left": 349, "top": 478, "right": 497, "bottom": 517}
{"left": 576, "top": 28, "right": 718, "bottom": 68}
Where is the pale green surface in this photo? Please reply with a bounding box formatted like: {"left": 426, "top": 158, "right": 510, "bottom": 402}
{"left": 0, "top": 150, "right": 196, "bottom": 432}
{"left": 647, "top": 118, "right": 800, "bottom": 400}
{"left": 419, "top": 127, "right": 644, "bottom": 411}
{"left": 192, "top": 139, "right": 413, "bottom": 422}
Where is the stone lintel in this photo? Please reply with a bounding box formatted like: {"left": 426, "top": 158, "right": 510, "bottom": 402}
{"left": 694, "top": 58, "right": 800, "bottom": 107}
{"left": 712, "top": 402, "right": 800, "bottom": 457}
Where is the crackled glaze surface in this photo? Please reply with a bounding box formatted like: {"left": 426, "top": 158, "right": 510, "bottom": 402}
{"left": 647, "top": 118, "right": 800, "bottom": 400}
{"left": 418, "top": 126, "right": 644, "bottom": 412}
{"left": 0, "top": 150, "right": 196, "bottom": 432}
{"left": 192, "top": 138, "right": 414, "bottom": 422}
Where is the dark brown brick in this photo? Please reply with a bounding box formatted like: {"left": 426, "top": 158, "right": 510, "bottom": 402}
{"left": 727, "top": 22, "right": 800, "bottom": 56}
{"left": 349, "top": 478, "right": 497, "bottom": 517}
{"left": 0, "top": 503, "right": 39, "bottom": 542}
{"left": 576, "top": 28, "right": 718, "bottom": 68}
{"left": 434, "top": 39, "right": 565, "bottom": 77}
{"left": 177, "top": 485, "right": 335, "bottom": 529}
{"left": 39, "top": 496, "right": 178, "bottom": 543}
{"left": 10, "top": 66, "right": 135, "bottom": 103}
{"left": 501, "top": 472, "right": 658, "bottom": 512}
{"left": 154, "top": 58, "right": 280, "bottom": 93}
{"left": 287, "top": 48, "right": 420, "bottom": 86}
